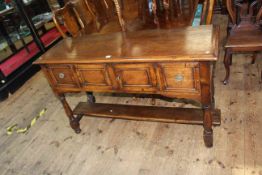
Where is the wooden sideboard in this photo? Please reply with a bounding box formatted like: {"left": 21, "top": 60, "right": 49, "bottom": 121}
{"left": 35, "top": 25, "right": 220, "bottom": 147}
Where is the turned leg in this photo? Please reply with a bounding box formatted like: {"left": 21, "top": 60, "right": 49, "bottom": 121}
{"left": 203, "top": 105, "right": 213, "bottom": 147}
{"left": 86, "top": 92, "right": 96, "bottom": 103}
{"left": 223, "top": 49, "right": 232, "bottom": 85}
{"left": 58, "top": 94, "right": 81, "bottom": 134}
{"left": 199, "top": 62, "right": 214, "bottom": 147}
{"left": 112, "top": 0, "right": 126, "bottom": 32}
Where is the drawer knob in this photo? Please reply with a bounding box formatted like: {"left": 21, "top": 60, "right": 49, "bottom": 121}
{"left": 175, "top": 74, "right": 184, "bottom": 82}
{"left": 58, "top": 73, "right": 65, "bottom": 79}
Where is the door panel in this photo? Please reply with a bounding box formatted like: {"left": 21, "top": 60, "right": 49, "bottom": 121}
{"left": 158, "top": 62, "right": 201, "bottom": 93}
{"left": 47, "top": 65, "right": 79, "bottom": 89}
{"left": 113, "top": 63, "right": 158, "bottom": 92}
{"left": 76, "top": 64, "right": 114, "bottom": 91}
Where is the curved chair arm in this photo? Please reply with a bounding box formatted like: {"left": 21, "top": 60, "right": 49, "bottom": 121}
{"left": 52, "top": 12, "right": 67, "bottom": 38}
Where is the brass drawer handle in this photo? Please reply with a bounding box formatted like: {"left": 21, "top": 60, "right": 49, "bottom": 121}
{"left": 58, "top": 73, "right": 65, "bottom": 79}
{"left": 175, "top": 74, "right": 184, "bottom": 82}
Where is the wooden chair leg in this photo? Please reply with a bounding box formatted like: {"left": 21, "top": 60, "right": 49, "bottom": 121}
{"left": 112, "top": 0, "right": 126, "bottom": 32}
{"left": 58, "top": 94, "right": 82, "bottom": 133}
{"left": 223, "top": 49, "right": 232, "bottom": 85}
{"left": 229, "top": 53, "right": 232, "bottom": 65}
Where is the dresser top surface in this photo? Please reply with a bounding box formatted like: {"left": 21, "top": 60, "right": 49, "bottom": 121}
{"left": 36, "top": 25, "right": 219, "bottom": 64}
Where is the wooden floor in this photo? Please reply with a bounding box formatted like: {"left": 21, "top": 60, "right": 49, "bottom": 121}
{"left": 0, "top": 15, "right": 261, "bottom": 175}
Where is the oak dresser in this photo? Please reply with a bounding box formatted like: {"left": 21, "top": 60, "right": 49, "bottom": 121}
{"left": 35, "top": 25, "right": 221, "bottom": 147}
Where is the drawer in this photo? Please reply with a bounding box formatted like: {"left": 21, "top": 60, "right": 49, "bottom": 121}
{"left": 158, "top": 62, "right": 200, "bottom": 93}
{"left": 113, "top": 63, "right": 158, "bottom": 92}
{"left": 75, "top": 64, "right": 114, "bottom": 91}
{"left": 47, "top": 65, "right": 79, "bottom": 89}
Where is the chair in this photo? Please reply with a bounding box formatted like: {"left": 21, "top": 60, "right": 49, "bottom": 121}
{"left": 52, "top": 1, "right": 86, "bottom": 38}
{"left": 223, "top": 0, "right": 262, "bottom": 84}
{"left": 53, "top": 0, "right": 126, "bottom": 37}
{"left": 200, "top": 0, "right": 216, "bottom": 25}
{"left": 137, "top": 0, "right": 215, "bottom": 28}
{"left": 88, "top": 0, "right": 126, "bottom": 32}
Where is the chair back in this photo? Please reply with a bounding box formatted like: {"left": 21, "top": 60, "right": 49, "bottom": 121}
{"left": 52, "top": 1, "right": 85, "bottom": 38}
{"left": 200, "top": 0, "right": 216, "bottom": 25}
{"left": 88, "top": 0, "right": 126, "bottom": 32}
{"left": 226, "top": 0, "right": 262, "bottom": 30}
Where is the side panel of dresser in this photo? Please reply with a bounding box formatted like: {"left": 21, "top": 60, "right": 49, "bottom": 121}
{"left": 40, "top": 62, "right": 203, "bottom": 102}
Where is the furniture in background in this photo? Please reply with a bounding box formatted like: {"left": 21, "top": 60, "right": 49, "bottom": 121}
{"left": 223, "top": 0, "right": 262, "bottom": 84}
{"left": 0, "top": 0, "right": 63, "bottom": 101}
{"left": 52, "top": 1, "right": 86, "bottom": 38}
{"left": 52, "top": 0, "right": 217, "bottom": 106}
{"left": 214, "top": 0, "right": 227, "bottom": 14}
{"left": 52, "top": 0, "right": 126, "bottom": 37}
{"left": 0, "top": 7, "right": 17, "bottom": 53}
{"left": 35, "top": 25, "right": 221, "bottom": 147}
{"left": 137, "top": 0, "right": 215, "bottom": 28}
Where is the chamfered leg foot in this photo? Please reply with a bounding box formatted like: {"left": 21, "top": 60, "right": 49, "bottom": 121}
{"left": 70, "top": 115, "right": 83, "bottom": 134}
{"left": 203, "top": 128, "right": 213, "bottom": 148}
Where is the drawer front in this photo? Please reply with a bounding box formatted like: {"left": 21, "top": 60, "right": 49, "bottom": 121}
{"left": 47, "top": 65, "right": 79, "bottom": 89}
{"left": 158, "top": 62, "right": 200, "bottom": 93}
{"left": 113, "top": 63, "right": 158, "bottom": 92}
{"left": 76, "top": 64, "right": 114, "bottom": 91}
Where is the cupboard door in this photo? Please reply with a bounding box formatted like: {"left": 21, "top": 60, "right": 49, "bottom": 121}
{"left": 158, "top": 62, "right": 201, "bottom": 93}
{"left": 113, "top": 63, "right": 158, "bottom": 92}
{"left": 76, "top": 64, "right": 114, "bottom": 91}
{"left": 47, "top": 65, "right": 79, "bottom": 89}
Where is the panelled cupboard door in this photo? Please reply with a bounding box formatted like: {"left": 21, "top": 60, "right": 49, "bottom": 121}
{"left": 113, "top": 63, "right": 158, "bottom": 92}
{"left": 46, "top": 65, "right": 80, "bottom": 90}
{"left": 75, "top": 64, "right": 115, "bottom": 91}
{"left": 157, "top": 62, "right": 201, "bottom": 94}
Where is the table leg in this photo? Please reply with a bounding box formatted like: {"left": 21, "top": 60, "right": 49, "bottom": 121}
{"left": 203, "top": 105, "right": 213, "bottom": 147}
{"left": 58, "top": 93, "right": 82, "bottom": 133}
{"left": 223, "top": 49, "right": 231, "bottom": 85}
{"left": 200, "top": 62, "right": 213, "bottom": 147}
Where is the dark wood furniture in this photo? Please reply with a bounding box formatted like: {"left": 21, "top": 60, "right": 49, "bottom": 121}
{"left": 53, "top": 0, "right": 126, "bottom": 36}
{"left": 223, "top": 0, "right": 262, "bottom": 84}
{"left": 52, "top": 1, "right": 86, "bottom": 38}
{"left": 137, "top": 0, "right": 215, "bottom": 28}
{"left": 35, "top": 25, "right": 220, "bottom": 147}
